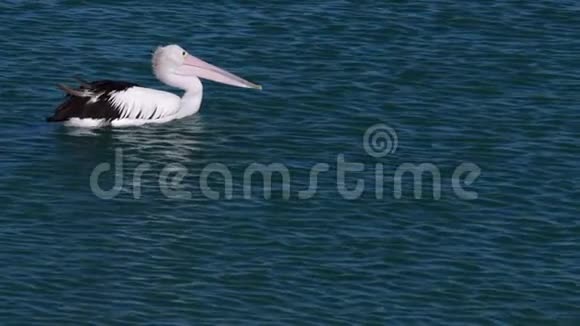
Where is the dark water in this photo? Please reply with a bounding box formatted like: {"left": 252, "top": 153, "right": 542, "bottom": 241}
{"left": 1, "top": 1, "right": 579, "bottom": 324}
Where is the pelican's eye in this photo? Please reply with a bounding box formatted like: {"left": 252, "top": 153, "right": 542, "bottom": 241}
{"left": 182, "top": 51, "right": 186, "bottom": 56}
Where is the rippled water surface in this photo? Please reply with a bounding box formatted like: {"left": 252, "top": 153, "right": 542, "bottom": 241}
{"left": 1, "top": 1, "right": 579, "bottom": 324}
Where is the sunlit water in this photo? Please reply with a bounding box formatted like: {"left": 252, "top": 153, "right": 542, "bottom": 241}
{"left": 0, "top": 1, "right": 579, "bottom": 324}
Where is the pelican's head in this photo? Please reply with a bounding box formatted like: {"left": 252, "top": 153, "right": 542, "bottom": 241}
{"left": 152, "top": 44, "right": 261, "bottom": 91}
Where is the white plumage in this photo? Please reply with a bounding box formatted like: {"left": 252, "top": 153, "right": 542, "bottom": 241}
{"left": 109, "top": 87, "right": 181, "bottom": 120}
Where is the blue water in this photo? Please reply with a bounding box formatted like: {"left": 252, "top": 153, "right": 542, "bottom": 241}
{"left": 1, "top": 1, "right": 579, "bottom": 324}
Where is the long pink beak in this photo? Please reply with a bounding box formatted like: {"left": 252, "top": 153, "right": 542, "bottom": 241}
{"left": 177, "top": 54, "right": 262, "bottom": 90}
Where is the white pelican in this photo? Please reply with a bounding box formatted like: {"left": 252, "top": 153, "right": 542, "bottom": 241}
{"left": 47, "top": 44, "right": 261, "bottom": 127}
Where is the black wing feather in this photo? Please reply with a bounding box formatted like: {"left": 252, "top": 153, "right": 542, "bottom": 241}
{"left": 47, "top": 80, "right": 139, "bottom": 122}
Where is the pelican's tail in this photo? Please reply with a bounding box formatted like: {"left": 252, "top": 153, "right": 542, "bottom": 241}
{"left": 47, "top": 83, "right": 91, "bottom": 122}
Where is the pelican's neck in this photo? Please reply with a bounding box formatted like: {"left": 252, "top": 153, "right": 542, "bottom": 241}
{"left": 157, "top": 72, "right": 204, "bottom": 116}
{"left": 179, "top": 79, "right": 203, "bottom": 116}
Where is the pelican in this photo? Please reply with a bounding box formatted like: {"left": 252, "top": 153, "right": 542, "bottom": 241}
{"left": 47, "top": 44, "right": 261, "bottom": 127}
